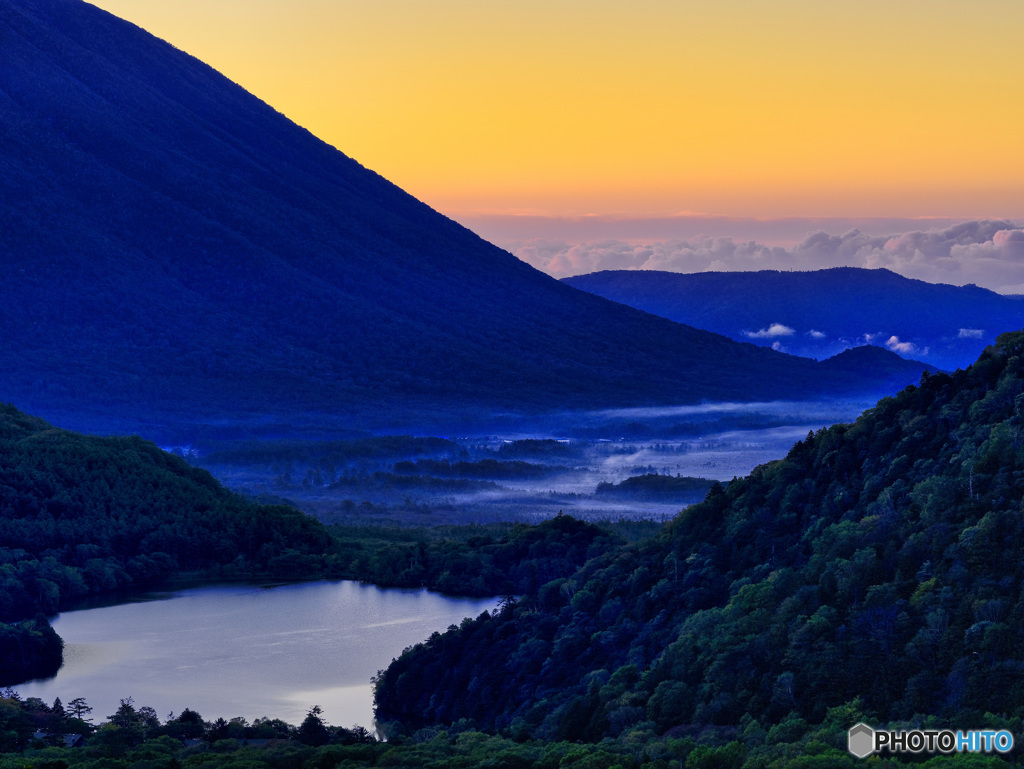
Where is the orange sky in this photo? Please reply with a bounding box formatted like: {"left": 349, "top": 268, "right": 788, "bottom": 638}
{"left": 88, "top": 0, "right": 1024, "bottom": 221}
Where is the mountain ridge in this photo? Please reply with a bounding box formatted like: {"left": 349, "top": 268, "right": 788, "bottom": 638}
{"left": 563, "top": 267, "right": 1024, "bottom": 371}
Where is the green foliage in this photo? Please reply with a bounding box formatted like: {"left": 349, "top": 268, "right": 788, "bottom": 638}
{"left": 374, "top": 333, "right": 1024, "bottom": 749}
{"left": 0, "top": 616, "right": 63, "bottom": 687}
{"left": 0, "top": 404, "right": 333, "bottom": 681}
{"left": 297, "top": 706, "right": 330, "bottom": 747}
{"left": 0, "top": 696, "right": 1012, "bottom": 769}
{"left": 326, "top": 515, "right": 624, "bottom": 597}
{"left": 596, "top": 474, "right": 714, "bottom": 501}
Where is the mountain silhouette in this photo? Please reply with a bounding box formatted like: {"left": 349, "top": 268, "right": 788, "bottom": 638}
{"left": 563, "top": 267, "right": 1024, "bottom": 370}
{"left": 0, "top": 0, "right": 927, "bottom": 438}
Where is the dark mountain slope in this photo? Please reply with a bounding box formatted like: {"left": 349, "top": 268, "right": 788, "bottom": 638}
{"left": 563, "top": 267, "right": 1024, "bottom": 370}
{"left": 375, "top": 331, "right": 1024, "bottom": 740}
{"left": 1, "top": 0, "right": 921, "bottom": 437}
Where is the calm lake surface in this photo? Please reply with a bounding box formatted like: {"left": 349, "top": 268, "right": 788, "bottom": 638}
{"left": 19, "top": 581, "right": 496, "bottom": 729}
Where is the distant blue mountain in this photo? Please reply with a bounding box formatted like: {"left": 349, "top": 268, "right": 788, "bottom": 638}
{"left": 0, "top": 0, "right": 930, "bottom": 439}
{"left": 563, "top": 267, "right": 1024, "bottom": 370}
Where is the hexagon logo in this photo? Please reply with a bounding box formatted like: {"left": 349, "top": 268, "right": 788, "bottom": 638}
{"left": 848, "top": 722, "right": 875, "bottom": 758}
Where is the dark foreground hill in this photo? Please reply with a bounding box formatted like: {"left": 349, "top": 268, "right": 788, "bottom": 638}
{"left": 563, "top": 267, "right": 1024, "bottom": 371}
{"left": 375, "top": 331, "right": 1024, "bottom": 744}
{"left": 1, "top": 0, "right": 926, "bottom": 439}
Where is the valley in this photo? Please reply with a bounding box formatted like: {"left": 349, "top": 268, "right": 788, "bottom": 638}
{"left": 6, "top": 338, "right": 1024, "bottom": 768}
{"left": 190, "top": 399, "right": 871, "bottom": 527}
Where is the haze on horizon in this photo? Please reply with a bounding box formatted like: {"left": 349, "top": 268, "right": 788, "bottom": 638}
{"left": 86, "top": 0, "right": 1024, "bottom": 290}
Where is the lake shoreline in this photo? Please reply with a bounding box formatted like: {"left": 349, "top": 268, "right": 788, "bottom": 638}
{"left": 18, "top": 579, "right": 499, "bottom": 729}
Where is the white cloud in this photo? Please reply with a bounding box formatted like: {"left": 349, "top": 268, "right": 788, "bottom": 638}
{"left": 886, "top": 335, "right": 921, "bottom": 355}
{"left": 958, "top": 328, "right": 985, "bottom": 339}
{"left": 513, "top": 239, "right": 653, "bottom": 276}
{"left": 807, "top": 329, "right": 827, "bottom": 339}
{"left": 508, "top": 236, "right": 789, "bottom": 279}
{"left": 504, "top": 219, "right": 1024, "bottom": 293}
{"left": 745, "top": 323, "right": 796, "bottom": 339}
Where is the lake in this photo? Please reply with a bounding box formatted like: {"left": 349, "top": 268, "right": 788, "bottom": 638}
{"left": 17, "top": 581, "right": 497, "bottom": 730}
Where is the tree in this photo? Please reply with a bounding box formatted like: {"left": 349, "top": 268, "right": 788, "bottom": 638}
{"left": 109, "top": 697, "right": 137, "bottom": 728}
{"left": 46, "top": 697, "right": 68, "bottom": 737}
{"left": 67, "top": 697, "right": 92, "bottom": 721}
{"left": 165, "top": 707, "right": 205, "bottom": 739}
{"left": 297, "top": 705, "right": 330, "bottom": 746}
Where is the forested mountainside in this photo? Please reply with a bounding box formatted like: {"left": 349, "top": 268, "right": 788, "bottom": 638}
{"left": 0, "top": 403, "right": 331, "bottom": 682}
{"left": 376, "top": 331, "right": 1024, "bottom": 742}
{"left": 563, "top": 267, "right": 1024, "bottom": 370}
{"left": 2, "top": 0, "right": 926, "bottom": 439}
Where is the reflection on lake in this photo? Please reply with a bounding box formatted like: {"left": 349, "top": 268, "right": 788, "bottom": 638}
{"left": 19, "top": 581, "right": 496, "bottom": 729}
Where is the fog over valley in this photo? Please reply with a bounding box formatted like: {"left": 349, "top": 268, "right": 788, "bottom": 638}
{"left": 187, "top": 399, "right": 871, "bottom": 527}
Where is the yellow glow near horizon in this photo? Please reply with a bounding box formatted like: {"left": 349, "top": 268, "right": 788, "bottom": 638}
{"left": 87, "top": 0, "right": 1024, "bottom": 219}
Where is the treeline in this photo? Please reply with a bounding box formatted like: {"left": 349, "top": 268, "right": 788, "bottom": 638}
{"left": 596, "top": 473, "right": 714, "bottom": 500}
{"left": 493, "top": 439, "right": 583, "bottom": 460}
{"left": 201, "top": 435, "right": 458, "bottom": 469}
{"left": 1, "top": 689, "right": 1006, "bottom": 768}
{"left": 0, "top": 689, "right": 373, "bottom": 758}
{"left": 374, "top": 331, "right": 1024, "bottom": 750}
{"left": 328, "top": 514, "right": 623, "bottom": 597}
{"left": 201, "top": 435, "right": 585, "bottom": 493}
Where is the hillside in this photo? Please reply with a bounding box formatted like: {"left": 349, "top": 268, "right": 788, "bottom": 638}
{"left": 0, "top": 403, "right": 332, "bottom": 683}
{"left": 563, "top": 267, "right": 1024, "bottom": 370}
{"left": 817, "top": 344, "right": 938, "bottom": 380}
{"left": 1, "top": 0, "right": 925, "bottom": 439}
{"left": 375, "top": 331, "right": 1024, "bottom": 746}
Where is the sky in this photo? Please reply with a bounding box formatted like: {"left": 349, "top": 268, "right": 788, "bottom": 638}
{"left": 87, "top": 0, "right": 1024, "bottom": 289}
